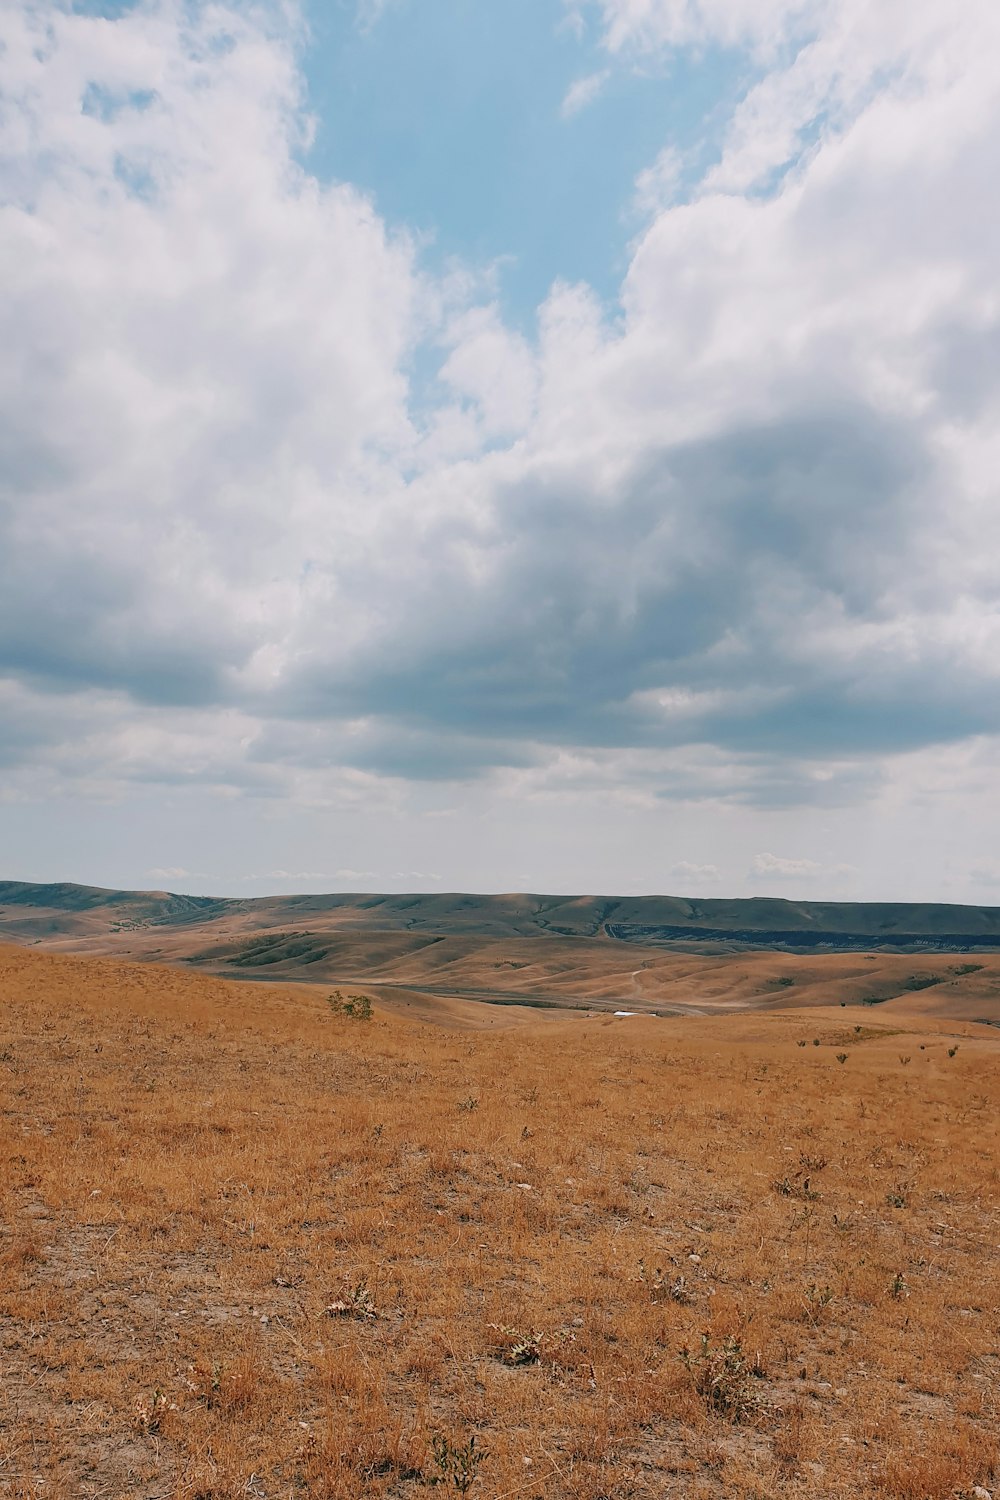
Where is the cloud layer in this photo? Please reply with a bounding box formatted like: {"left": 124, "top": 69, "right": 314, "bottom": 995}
{"left": 2, "top": 0, "right": 1000, "bottom": 892}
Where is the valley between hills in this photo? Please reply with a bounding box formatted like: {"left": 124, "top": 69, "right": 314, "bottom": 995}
{"left": 3, "top": 880, "right": 1000, "bottom": 1027}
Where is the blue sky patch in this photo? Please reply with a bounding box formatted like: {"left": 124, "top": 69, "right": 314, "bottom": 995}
{"left": 300, "top": 0, "right": 749, "bottom": 324}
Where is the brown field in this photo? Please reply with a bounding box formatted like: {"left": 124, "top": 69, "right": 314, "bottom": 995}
{"left": 2, "top": 941, "right": 999, "bottom": 1500}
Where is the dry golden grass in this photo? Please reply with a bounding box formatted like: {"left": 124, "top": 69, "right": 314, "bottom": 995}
{"left": 1, "top": 941, "right": 999, "bottom": 1499}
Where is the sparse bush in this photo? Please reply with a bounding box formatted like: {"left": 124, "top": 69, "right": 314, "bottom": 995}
{"left": 487, "top": 1323, "right": 574, "bottom": 1367}
{"left": 325, "top": 1277, "right": 379, "bottom": 1320}
{"left": 187, "top": 1359, "right": 227, "bottom": 1410}
{"left": 132, "top": 1388, "right": 171, "bottom": 1434}
{"left": 679, "top": 1333, "right": 768, "bottom": 1422}
{"left": 327, "top": 989, "right": 373, "bottom": 1019}
{"left": 773, "top": 1172, "right": 820, "bottom": 1200}
{"left": 489, "top": 1325, "right": 543, "bottom": 1365}
{"left": 638, "top": 1259, "right": 692, "bottom": 1304}
{"left": 427, "top": 1432, "right": 485, "bottom": 1492}
{"left": 803, "top": 1282, "right": 835, "bottom": 1323}
{"left": 836, "top": 1053, "right": 848, "bottom": 1064}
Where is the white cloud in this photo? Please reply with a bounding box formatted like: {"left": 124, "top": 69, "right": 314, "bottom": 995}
{"left": 750, "top": 852, "right": 821, "bottom": 880}
{"left": 0, "top": 0, "right": 421, "bottom": 710}
{"left": 633, "top": 145, "right": 683, "bottom": 217}
{"left": 746, "top": 853, "right": 859, "bottom": 888}
{"left": 560, "top": 7, "right": 590, "bottom": 42}
{"left": 561, "top": 69, "right": 611, "bottom": 118}
{"left": 2, "top": 0, "right": 1000, "bottom": 901}
{"left": 355, "top": 0, "right": 398, "bottom": 31}
{"left": 589, "top": 0, "right": 999, "bottom": 201}
{"left": 587, "top": 0, "right": 820, "bottom": 58}
{"left": 438, "top": 305, "right": 538, "bottom": 437}
{"left": 670, "top": 861, "right": 722, "bottom": 884}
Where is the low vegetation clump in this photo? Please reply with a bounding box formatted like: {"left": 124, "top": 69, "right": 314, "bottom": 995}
{"left": 327, "top": 989, "right": 374, "bottom": 1020}
{"left": 427, "top": 1432, "right": 485, "bottom": 1492}
{"left": 679, "top": 1332, "right": 769, "bottom": 1423}
{"left": 1, "top": 943, "right": 998, "bottom": 1499}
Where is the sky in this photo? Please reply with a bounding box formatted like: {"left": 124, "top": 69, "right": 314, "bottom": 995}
{"left": 2, "top": 0, "right": 1000, "bottom": 902}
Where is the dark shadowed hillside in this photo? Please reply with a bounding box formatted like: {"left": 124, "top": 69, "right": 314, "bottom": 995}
{"left": 5, "top": 880, "right": 1000, "bottom": 944}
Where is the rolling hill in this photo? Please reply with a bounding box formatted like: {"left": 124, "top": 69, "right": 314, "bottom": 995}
{"left": 3, "top": 880, "right": 1000, "bottom": 1023}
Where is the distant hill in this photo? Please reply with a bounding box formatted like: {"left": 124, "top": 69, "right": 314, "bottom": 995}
{"left": 3, "top": 880, "right": 1000, "bottom": 951}
{"left": 0, "top": 879, "right": 226, "bottom": 919}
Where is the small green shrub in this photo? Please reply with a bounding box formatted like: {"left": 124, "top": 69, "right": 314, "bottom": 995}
{"left": 803, "top": 1282, "right": 835, "bottom": 1323}
{"left": 327, "top": 990, "right": 373, "bottom": 1020}
{"left": 427, "top": 1433, "right": 485, "bottom": 1492}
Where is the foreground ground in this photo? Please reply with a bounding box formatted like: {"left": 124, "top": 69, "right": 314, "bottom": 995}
{"left": 1, "top": 943, "right": 999, "bottom": 1499}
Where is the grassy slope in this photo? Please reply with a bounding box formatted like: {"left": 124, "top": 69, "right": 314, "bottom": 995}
{"left": 1, "top": 942, "right": 998, "bottom": 1499}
